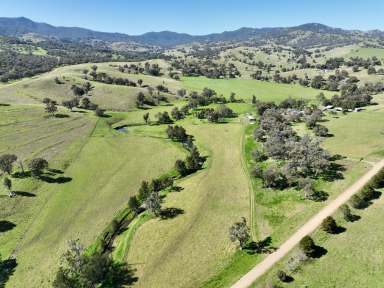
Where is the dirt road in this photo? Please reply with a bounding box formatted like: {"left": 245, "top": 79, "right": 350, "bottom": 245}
{"left": 231, "top": 159, "right": 384, "bottom": 288}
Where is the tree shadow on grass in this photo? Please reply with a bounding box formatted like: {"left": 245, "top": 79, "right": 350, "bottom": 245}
{"left": 356, "top": 191, "right": 382, "bottom": 210}
{"left": 171, "top": 186, "right": 184, "bottom": 192}
{"left": 54, "top": 114, "right": 70, "bottom": 118}
{"left": 311, "top": 245, "right": 328, "bottom": 258}
{"left": 333, "top": 226, "right": 347, "bottom": 234}
{"left": 349, "top": 214, "right": 361, "bottom": 222}
{"left": 282, "top": 275, "right": 295, "bottom": 283}
{"left": 47, "top": 168, "right": 64, "bottom": 174}
{"left": 71, "top": 110, "right": 87, "bottom": 114}
{"left": 0, "top": 221, "right": 16, "bottom": 233}
{"left": 38, "top": 175, "right": 72, "bottom": 184}
{"left": 12, "top": 171, "right": 31, "bottom": 179}
{"left": 14, "top": 191, "right": 36, "bottom": 197}
{"left": 0, "top": 258, "right": 17, "bottom": 288}
{"left": 160, "top": 207, "right": 184, "bottom": 220}
{"left": 244, "top": 236, "right": 277, "bottom": 255}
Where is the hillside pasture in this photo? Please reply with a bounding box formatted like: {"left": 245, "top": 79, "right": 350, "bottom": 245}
{"left": 1, "top": 112, "right": 185, "bottom": 287}
{"left": 126, "top": 120, "right": 250, "bottom": 288}
{"left": 0, "top": 104, "right": 95, "bottom": 162}
{"left": 182, "top": 76, "right": 334, "bottom": 103}
{"left": 0, "top": 61, "right": 181, "bottom": 111}
{"left": 347, "top": 47, "right": 384, "bottom": 60}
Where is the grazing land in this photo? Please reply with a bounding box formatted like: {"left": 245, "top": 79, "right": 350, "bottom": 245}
{"left": 127, "top": 121, "right": 250, "bottom": 288}
{"left": 0, "top": 112, "right": 184, "bottom": 287}
{"left": 1, "top": 15, "right": 384, "bottom": 288}
{"left": 183, "top": 77, "right": 335, "bottom": 103}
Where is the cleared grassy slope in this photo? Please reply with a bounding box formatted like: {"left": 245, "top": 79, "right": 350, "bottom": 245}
{"left": 127, "top": 121, "right": 250, "bottom": 288}
{"left": 0, "top": 61, "right": 181, "bottom": 111}
{"left": 182, "top": 77, "right": 334, "bottom": 102}
{"left": 2, "top": 114, "right": 184, "bottom": 287}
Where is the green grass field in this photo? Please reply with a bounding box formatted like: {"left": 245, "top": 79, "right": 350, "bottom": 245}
{"left": 2, "top": 49, "right": 384, "bottom": 288}
{"left": 0, "top": 108, "right": 185, "bottom": 287}
{"left": 126, "top": 119, "right": 250, "bottom": 288}
{"left": 346, "top": 47, "right": 384, "bottom": 60}
{"left": 182, "top": 77, "right": 335, "bottom": 103}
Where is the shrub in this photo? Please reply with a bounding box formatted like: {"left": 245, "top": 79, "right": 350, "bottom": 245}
{"left": 349, "top": 194, "right": 366, "bottom": 209}
{"left": 321, "top": 216, "right": 338, "bottom": 234}
{"left": 299, "top": 236, "right": 316, "bottom": 257}
{"left": 276, "top": 270, "right": 289, "bottom": 282}
{"left": 360, "top": 186, "right": 375, "bottom": 201}
{"left": 28, "top": 158, "right": 48, "bottom": 177}
{"left": 95, "top": 108, "right": 105, "bottom": 117}
{"left": 339, "top": 204, "right": 354, "bottom": 222}
{"left": 175, "top": 159, "right": 188, "bottom": 176}
{"left": 252, "top": 149, "right": 267, "bottom": 162}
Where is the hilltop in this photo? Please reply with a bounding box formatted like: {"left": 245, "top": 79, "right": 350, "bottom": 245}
{"left": 0, "top": 17, "right": 384, "bottom": 47}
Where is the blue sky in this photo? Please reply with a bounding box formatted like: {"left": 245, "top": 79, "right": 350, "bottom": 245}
{"left": 0, "top": 0, "right": 383, "bottom": 35}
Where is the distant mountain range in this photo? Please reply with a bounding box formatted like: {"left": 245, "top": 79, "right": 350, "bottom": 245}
{"left": 0, "top": 17, "right": 383, "bottom": 48}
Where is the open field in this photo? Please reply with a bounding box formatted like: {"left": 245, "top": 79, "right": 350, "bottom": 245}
{"left": 0, "top": 109, "right": 185, "bottom": 287}
{"left": 126, "top": 120, "right": 250, "bottom": 288}
{"left": 182, "top": 77, "right": 335, "bottom": 103}
{"left": 346, "top": 47, "right": 384, "bottom": 60}
{"left": 322, "top": 96, "right": 384, "bottom": 161}
{"left": 0, "top": 104, "right": 95, "bottom": 162}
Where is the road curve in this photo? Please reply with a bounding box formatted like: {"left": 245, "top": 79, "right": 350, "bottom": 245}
{"left": 231, "top": 159, "right": 384, "bottom": 288}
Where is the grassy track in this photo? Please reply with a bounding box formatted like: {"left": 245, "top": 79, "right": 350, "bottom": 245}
{"left": 127, "top": 120, "right": 250, "bottom": 288}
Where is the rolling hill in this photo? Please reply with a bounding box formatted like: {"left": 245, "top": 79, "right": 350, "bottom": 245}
{"left": 0, "top": 17, "right": 383, "bottom": 47}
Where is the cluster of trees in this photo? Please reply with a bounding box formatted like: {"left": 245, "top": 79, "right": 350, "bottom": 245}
{"left": 187, "top": 88, "right": 242, "bottom": 111}
{"left": 135, "top": 86, "right": 171, "bottom": 109}
{"left": 252, "top": 104, "right": 332, "bottom": 193}
{"left": 144, "top": 62, "right": 162, "bottom": 76}
{"left": 195, "top": 104, "right": 235, "bottom": 123}
{"left": 89, "top": 71, "right": 138, "bottom": 87}
{"left": 166, "top": 125, "right": 205, "bottom": 177}
{"left": 171, "top": 59, "right": 241, "bottom": 79}
{"left": 43, "top": 98, "right": 58, "bottom": 117}
{"left": 118, "top": 62, "right": 165, "bottom": 77}
{"left": 316, "top": 82, "right": 376, "bottom": 110}
{"left": 166, "top": 125, "right": 188, "bottom": 142}
{"left": 0, "top": 51, "right": 58, "bottom": 82}
{"left": 60, "top": 81, "right": 105, "bottom": 115}
{"left": 128, "top": 176, "right": 174, "bottom": 217}
{"left": 349, "top": 168, "right": 384, "bottom": 209}
{"left": 118, "top": 63, "right": 143, "bottom": 74}
{"left": 1, "top": 153, "right": 48, "bottom": 197}
{"left": 174, "top": 146, "right": 205, "bottom": 177}
{"left": 68, "top": 82, "right": 94, "bottom": 97}
{"left": 0, "top": 38, "right": 157, "bottom": 82}
{"left": 54, "top": 239, "right": 134, "bottom": 288}
{"left": 155, "top": 111, "right": 173, "bottom": 124}
{"left": 345, "top": 56, "right": 382, "bottom": 69}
